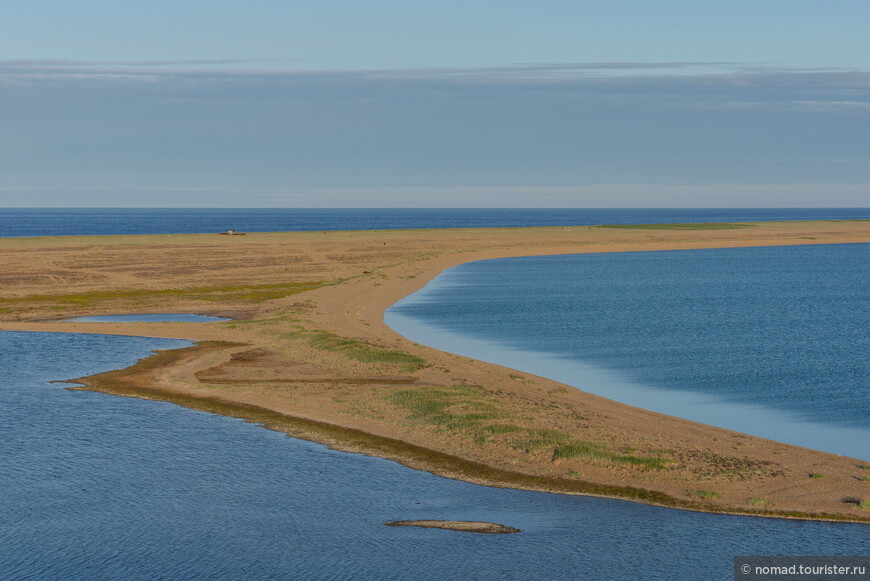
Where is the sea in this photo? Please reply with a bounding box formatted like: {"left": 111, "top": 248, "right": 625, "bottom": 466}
{"left": 1, "top": 208, "right": 868, "bottom": 580}
{"left": 1, "top": 207, "right": 868, "bottom": 237}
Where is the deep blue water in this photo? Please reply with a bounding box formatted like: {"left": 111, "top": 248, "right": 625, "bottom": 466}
{"left": 1, "top": 207, "right": 868, "bottom": 237}
{"left": 387, "top": 244, "right": 870, "bottom": 460}
{"left": 1, "top": 331, "right": 867, "bottom": 581}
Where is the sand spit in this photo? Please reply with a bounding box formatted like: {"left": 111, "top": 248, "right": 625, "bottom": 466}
{"left": 1, "top": 220, "right": 869, "bottom": 522}
{"left": 385, "top": 521, "right": 521, "bottom": 534}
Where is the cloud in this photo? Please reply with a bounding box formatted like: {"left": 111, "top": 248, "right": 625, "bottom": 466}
{"left": 0, "top": 58, "right": 855, "bottom": 81}
{"left": 1, "top": 183, "right": 867, "bottom": 208}
{"left": 0, "top": 61, "right": 867, "bottom": 193}
{"left": 2, "top": 59, "right": 868, "bottom": 114}
{"left": 1, "top": 59, "right": 867, "bottom": 106}
{"left": 0, "top": 58, "right": 275, "bottom": 69}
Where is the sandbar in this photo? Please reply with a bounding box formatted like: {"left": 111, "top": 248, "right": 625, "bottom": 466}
{"left": 385, "top": 520, "right": 521, "bottom": 534}
{"left": 1, "top": 220, "right": 869, "bottom": 522}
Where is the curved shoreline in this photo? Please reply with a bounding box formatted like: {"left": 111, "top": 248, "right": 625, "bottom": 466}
{"left": 65, "top": 341, "right": 867, "bottom": 523}
{"left": 384, "top": 253, "right": 870, "bottom": 461}
{"left": 2, "top": 222, "right": 869, "bottom": 522}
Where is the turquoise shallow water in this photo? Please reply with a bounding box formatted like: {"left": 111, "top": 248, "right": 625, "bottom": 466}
{"left": 387, "top": 244, "right": 870, "bottom": 460}
{"left": 1, "top": 330, "right": 868, "bottom": 580}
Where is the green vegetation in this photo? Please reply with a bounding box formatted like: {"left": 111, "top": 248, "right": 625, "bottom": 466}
{"left": 514, "top": 428, "right": 572, "bottom": 452}
{"left": 509, "top": 373, "right": 538, "bottom": 384}
{"left": 287, "top": 328, "right": 427, "bottom": 372}
{"left": 554, "top": 442, "right": 669, "bottom": 470}
{"left": 2, "top": 281, "right": 327, "bottom": 312}
{"left": 748, "top": 497, "right": 771, "bottom": 506}
{"left": 859, "top": 464, "right": 870, "bottom": 470}
{"left": 476, "top": 424, "right": 524, "bottom": 443}
{"left": 599, "top": 223, "right": 755, "bottom": 231}
{"left": 859, "top": 500, "right": 870, "bottom": 511}
{"left": 388, "top": 385, "right": 514, "bottom": 442}
{"left": 389, "top": 386, "right": 668, "bottom": 469}
{"left": 809, "top": 473, "right": 825, "bottom": 479}
{"left": 687, "top": 489, "right": 722, "bottom": 500}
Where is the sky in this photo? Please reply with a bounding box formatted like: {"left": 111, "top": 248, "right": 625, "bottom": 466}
{"left": 1, "top": 1, "right": 868, "bottom": 207}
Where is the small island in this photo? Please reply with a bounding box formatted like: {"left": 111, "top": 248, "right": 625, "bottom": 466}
{"left": 386, "top": 520, "right": 521, "bottom": 534}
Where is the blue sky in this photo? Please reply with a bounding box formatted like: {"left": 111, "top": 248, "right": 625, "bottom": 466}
{"left": 1, "top": 1, "right": 868, "bottom": 207}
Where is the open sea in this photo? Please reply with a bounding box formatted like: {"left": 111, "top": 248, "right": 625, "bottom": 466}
{"left": 1, "top": 208, "right": 868, "bottom": 580}
{"left": 1, "top": 207, "right": 868, "bottom": 237}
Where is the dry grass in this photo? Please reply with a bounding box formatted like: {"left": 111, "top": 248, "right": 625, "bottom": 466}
{"left": 0, "top": 281, "right": 327, "bottom": 316}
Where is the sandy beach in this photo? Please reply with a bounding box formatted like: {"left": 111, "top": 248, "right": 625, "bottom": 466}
{"left": 1, "top": 220, "right": 869, "bottom": 521}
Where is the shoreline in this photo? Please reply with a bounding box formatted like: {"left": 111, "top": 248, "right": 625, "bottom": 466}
{"left": 2, "top": 221, "right": 869, "bottom": 522}
{"left": 385, "top": 273, "right": 870, "bottom": 462}
{"left": 66, "top": 340, "right": 870, "bottom": 524}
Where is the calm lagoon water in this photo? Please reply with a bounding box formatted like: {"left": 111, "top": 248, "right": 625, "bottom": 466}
{"left": 1, "top": 331, "right": 868, "bottom": 581}
{"left": 387, "top": 244, "right": 870, "bottom": 460}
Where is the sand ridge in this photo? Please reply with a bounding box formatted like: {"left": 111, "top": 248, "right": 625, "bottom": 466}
{"left": 1, "top": 220, "right": 869, "bottom": 521}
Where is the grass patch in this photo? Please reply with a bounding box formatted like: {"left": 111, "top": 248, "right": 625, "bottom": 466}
{"left": 389, "top": 385, "right": 513, "bottom": 442}
{"left": 513, "top": 428, "right": 572, "bottom": 453}
{"left": 860, "top": 500, "right": 870, "bottom": 511}
{"left": 553, "top": 442, "right": 669, "bottom": 470}
{"left": 508, "top": 373, "right": 538, "bottom": 385}
{"left": 2, "top": 281, "right": 327, "bottom": 312}
{"left": 687, "top": 489, "right": 722, "bottom": 500}
{"left": 475, "top": 424, "right": 523, "bottom": 444}
{"left": 859, "top": 464, "right": 870, "bottom": 470}
{"left": 478, "top": 424, "right": 523, "bottom": 435}
{"left": 289, "top": 329, "right": 426, "bottom": 372}
{"left": 599, "top": 223, "right": 755, "bottom": 231}
{"left": 747, "top": 497, "right": 770, "bottom": 506}
{"left": 809, "top": 473, "right": 825, "bottom": 479}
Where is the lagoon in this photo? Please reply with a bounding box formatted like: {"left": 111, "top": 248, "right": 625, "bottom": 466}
{"left": 1, "top": 327, "right": 868, "bottom": 579}
{"left": 387, "top": 244, "right": 870, "bottom": 460}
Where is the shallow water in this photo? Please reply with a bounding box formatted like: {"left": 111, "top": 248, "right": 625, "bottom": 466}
{"left": 63, "top": 314, "right": 228, "bottom": 323}
{"left": 2, "top": 331, "right": 867, "bottom": 580}
{"left": 387, "top": 244, "right": 870, "bottom": 460}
